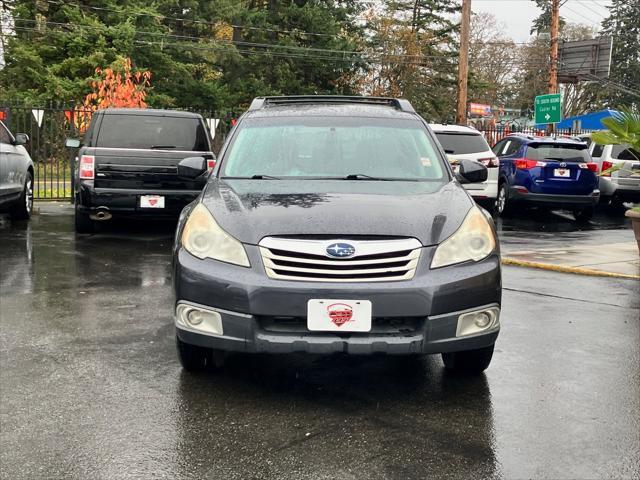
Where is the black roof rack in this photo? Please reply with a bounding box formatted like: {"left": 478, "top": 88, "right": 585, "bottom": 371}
{"left": 247, "top": 96, "right": 415, "bottom": 113}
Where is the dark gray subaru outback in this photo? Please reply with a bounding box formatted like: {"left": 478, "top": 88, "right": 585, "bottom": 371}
{"left": 172, "top": 96, "right": 501, "bottom": 374}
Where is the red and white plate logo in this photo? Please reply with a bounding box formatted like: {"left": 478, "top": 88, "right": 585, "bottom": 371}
{"left": 326, "top": 303, "right": 353, "bottom": 327}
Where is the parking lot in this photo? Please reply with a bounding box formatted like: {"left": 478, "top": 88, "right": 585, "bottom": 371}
{"left": 0, "top": 203, "right": 638, "bottom": 479}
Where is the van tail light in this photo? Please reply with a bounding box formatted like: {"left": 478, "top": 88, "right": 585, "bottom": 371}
{"left": 478, "top": 156, "right": 499, "bottom": 168}
{"left": 579, "top": 163, "right": 599, "bottom": 172}
{"left": 600, "top": 160, "right": 614, "bottom": 176}
{"left": 79, "top": 155, "right": 95, "bottom": 179}
{"left": 207, "top": 159, "right": 216, "bottom": 172}
{"left": 514, "top": 158, "right": 546, "bottom": 170}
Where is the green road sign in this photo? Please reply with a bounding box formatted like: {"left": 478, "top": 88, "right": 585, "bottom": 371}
{"left": 535, "top": 93, "right": 562, "bottom": 124}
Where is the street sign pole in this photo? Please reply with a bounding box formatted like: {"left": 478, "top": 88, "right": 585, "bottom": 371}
{"left": 534, "top": 94, "right": 562, "bottom": 132}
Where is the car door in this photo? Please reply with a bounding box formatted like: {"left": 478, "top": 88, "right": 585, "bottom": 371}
{"left": 0, "top": 122, "right": 16, "bottom": 201}
{"left": 495, "top": 138, "right": 521, "bottom": 186}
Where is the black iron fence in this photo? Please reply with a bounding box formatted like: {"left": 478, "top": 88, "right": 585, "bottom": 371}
{"left": 0, "top": 102, "right": 598, "bottom": 201}
{"left": 475, "top": 126, "right": 594, "bottom": 148}
{"left": 0, "top": 103, "right": 240, "bottom": 200}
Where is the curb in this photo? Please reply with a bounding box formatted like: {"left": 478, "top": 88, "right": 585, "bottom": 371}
{"left": 501, "top": 257, "right": 640, "bottom": 280}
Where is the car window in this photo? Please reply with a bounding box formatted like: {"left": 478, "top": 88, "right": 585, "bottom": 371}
{"left": 611, "top": 145, "right": 640, "bottom": 161}
{"left": 504, "top": 140, "right": 520, "bottom": 156}
{"left": 526, "top": 143, "right": 591, "bottom": 162}
{"left": 492, "top": 140, "right": 505, "bottom": 155}
{"left": 95, "top": 115, "right": 210, "bottom": 151}
{"left": 434, "top": 132, "right": 490, "bottom": 154}
{"left": 0, "top": 122, "right": 12, "bottom": 144}
{"left": 591, "top": 144, "right": 604, "bottom": 158}
{"left": 222, "top": 116, "right": 446, "bottom": 181}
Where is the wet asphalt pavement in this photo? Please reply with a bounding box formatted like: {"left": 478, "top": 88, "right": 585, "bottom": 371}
{"left": 0, "top": 204, "right": 638, "bottom": 479}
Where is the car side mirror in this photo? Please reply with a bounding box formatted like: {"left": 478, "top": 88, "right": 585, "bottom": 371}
{"left": 456, "top": 159, "right": 488, "bottom": 184}
{"left": 65, "top": 138, "right": 81, "bottom": 148}
{"left": 14, "top": 133, "right": 29, "bottom": 146}
{"left": 178, "top": 156, "right": 207, "bottom": 179}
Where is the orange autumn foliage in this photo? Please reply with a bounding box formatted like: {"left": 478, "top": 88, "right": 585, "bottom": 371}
{"left": 72, "top": 58, "right": 151, "bottom": 132}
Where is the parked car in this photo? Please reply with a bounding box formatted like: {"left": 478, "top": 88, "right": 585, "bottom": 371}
{"left": 172, "top": 96, "right": 501, "bottom": 374}
{"left": 588, "top": 141, "right": 640, "bottom": 207}
{"left": 493, "top": 134, "right": 600, "bottom": 221}
{"left": 0, "top": 120, "right": 34, "bottom": 220}
{"left": 430, "top": 124, "right": 498, "bottom": 209}
{"left": 68, "top": 109, "right": 215, "bottom": 233}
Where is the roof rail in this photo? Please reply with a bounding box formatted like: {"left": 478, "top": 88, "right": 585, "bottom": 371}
{"left": 247, "top": 96, "right": 416, "bottom": 113}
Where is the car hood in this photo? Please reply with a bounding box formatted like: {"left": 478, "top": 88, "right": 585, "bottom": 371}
{"left": 200, "top": 179, "right": 474, "bottom": 246}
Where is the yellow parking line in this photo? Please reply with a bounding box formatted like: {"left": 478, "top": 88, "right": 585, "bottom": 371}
{"left": 501, "top": 257, "right": 640, "bottom": 280}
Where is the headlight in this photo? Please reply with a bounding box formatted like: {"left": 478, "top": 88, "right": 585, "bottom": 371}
{"left": 431, "top": 206, "right": 496, "bottom": 269}
{"left": 181, "top": 203, "right": 250, "bottom": 267}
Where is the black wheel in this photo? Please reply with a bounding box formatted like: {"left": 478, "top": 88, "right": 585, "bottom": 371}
{"left": 176, "top": 336, "right": 225, "bottom": 372}
{"left": 10, "top": 171, "right": 33, "bottom": 220}
{"left": 495, "top": 182, "right": 511, "bottom": 216}
{"left": 442, "top": 344, "right": 494, "bottom": 374}
{"left": 74, "top": 206, "right": 95, "bottom": 233}
{"left": 573, "top": 206, "right": 594, "bottom": 222}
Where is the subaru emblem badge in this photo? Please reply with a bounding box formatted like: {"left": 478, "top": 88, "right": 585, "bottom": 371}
{"left": 326, "top": 242, "right": 356, "bottom": 258}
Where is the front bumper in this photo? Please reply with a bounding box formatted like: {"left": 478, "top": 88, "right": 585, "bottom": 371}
{"left": 75, "top": 181, "right": 201, "bottom": 217}
{"left": 173, "top": 245, "right": 502, "bottom": 355}
{"left": 508, "top": 187, "right": 599, "bottom": 208}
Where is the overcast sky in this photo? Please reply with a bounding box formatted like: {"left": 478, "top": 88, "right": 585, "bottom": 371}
{"left": 472, "top": 0, "right": 612, "bottom": 42}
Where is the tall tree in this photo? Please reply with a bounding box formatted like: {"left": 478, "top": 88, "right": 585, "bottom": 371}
{"left": 0, "top": 0, "right": 365, "bottom": 109}
{"left": 601, "top": 0, "right": 640, "bottom": 108}
{"left": 363, "top": 0, "right": 460, "bottom": 121}
{"left": 530, "top": 0, "right": 565, "bottom": 35}
{"left": 468, "top": 12, "right": 517, "bottom": 108}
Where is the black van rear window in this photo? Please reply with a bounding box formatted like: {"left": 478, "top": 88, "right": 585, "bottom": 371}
{"left": 96, "top": 114, "right": 209, "bottom": 151}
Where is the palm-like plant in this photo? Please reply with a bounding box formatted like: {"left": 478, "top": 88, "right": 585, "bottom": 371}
{"left": 591, "top": 109, "right": 640, "bottom": 211}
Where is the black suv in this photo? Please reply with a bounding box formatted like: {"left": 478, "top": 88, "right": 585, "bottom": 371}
{"left": 68, "top": 109, "right": 215, "bottom": 233}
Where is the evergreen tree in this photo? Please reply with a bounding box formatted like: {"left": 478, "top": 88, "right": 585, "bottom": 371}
{"left": 601, "top": 0, "right": 640, "bottom": 108}
{"left": 0, "top": 0, "right": 365, "bottom": 109}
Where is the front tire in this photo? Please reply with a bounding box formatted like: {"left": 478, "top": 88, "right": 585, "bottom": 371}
{"left": 176, "top": 336, "right": 225, "bottom": 372}
{"left": 442, "top": 345, "right": 494, "bottom": 374}
{"left": 74, "top": 206, "right": 95, "bottom": 233}
{"left": 573, "top": 206, "right": 594, "bottom": 222}
{"left": 10, "top": 172, "right": 33, "bottom": 220}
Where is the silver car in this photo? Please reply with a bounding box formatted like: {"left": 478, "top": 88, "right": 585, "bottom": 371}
{"left": 589, "top": 141, "right": 640, "bottom": 206}
{"left": 0, "top": 121, "right": 34, "bottom": 220}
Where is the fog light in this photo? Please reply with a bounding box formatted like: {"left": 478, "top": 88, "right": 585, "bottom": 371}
{"left": 175, "top": 303, "right": 224, "bottom": 336}
{"left": 187, "top": 310, "right": 206, "bottom": 326}
{"left": 474, "top": 312, "right": 491, "bottom": 328}
{"left": 456, "top": 307, "right": 500, "bottom": 337}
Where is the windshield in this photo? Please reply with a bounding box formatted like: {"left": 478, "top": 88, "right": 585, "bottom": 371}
{"left": 96, "top": 115, "right": 210, "bottom": 151}
{"left": 525, "top": 143, "right": 591, "bottom": 162}
{"left": 221, "top": 117, "right": 446, "bottom": 181}
{"left": 434, "top": 132, "right": 490, "bottom": 154}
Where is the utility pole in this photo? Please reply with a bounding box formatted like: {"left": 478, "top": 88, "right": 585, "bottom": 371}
{"left": 548, "top": 0, "right": 560, "bottom": 95}
{"left": 456, "top": 0, "right": 471, "bottom": 125}
{"left": 548, "top": 0, "right": 560, "bottom": 133}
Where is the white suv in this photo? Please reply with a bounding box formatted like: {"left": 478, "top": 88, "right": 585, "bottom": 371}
{"left": 430, "top": 124, "right": 498, "bottom": 208}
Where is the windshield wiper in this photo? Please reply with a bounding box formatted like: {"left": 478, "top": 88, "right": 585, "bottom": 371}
{"left": 150, "top": 145, "right": 177, "bottom": 149}
{"left": 344, "top": 174, "right": 390, "bottom": 181}
{"left": 223, "top": 175, "right": 281, "bottom": 180}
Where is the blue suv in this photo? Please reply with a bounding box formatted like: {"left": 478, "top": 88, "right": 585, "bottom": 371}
{"left": 493, "top": 134, "right": 600, "bottom": 221}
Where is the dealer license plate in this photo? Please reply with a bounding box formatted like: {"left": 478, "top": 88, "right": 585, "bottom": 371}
{"left": 307, "top": 299, "right": 372, "bottom": 332}
{"left": 554, "top": 169, "right": 570, "bottom": 177}
{"left": 140, "top": 195, "right": 165, "bottom": 208}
